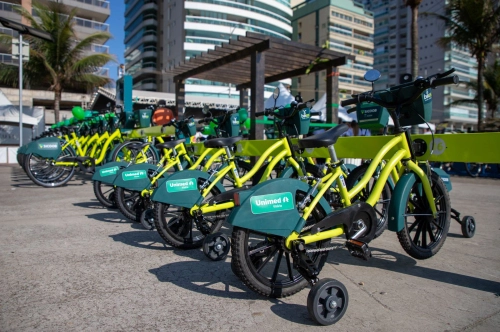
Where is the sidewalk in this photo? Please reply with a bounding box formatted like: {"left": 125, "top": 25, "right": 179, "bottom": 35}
{"left": 0, "top": 165, "right": 499, "bottom": 331}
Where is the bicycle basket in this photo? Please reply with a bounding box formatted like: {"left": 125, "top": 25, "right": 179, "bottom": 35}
{"left": 134, "top": 109, "right": 152, "bottom": 128}
{"left": 356, "top": 102, "right": 390, "bottom": 129}
{"left": 217, "top": 113, "right": 240, "bottom": 137}
{"left": 277, "top": 106, "right": 311, "bottom": 136}
{"left": 377, "top": 85, "right": 433, "bottom": 126}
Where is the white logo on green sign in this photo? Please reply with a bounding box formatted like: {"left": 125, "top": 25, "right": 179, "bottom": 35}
{"left": 423, "top": 89, "right": 432, "bottom": 102}
{"left": 300, "top": 110, "right": 310, "bottom": 120}
{"left": 38, "top": 143, "right": 59, "bottom": 149}
{"left": 99, "top": 166, "right": 119, "bottom": 177}
{"left": 167, "top": 178, "right": 197, "bottom": 193}
{"left": 250, "top": 192, "right": 294, "bottom": 215}
{"left": 122, "top": 170, "right": 147, "bottom": 181}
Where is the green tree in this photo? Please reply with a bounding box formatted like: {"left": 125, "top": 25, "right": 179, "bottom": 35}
{"left": 426, "top": 0, "right": 500, "bottom": 131}
{"left": 404, "top": 0, "right": 423, "bottom": 134}
{"left": 448, "top": 61, "right": 500, "bottom": 130}
{"left": 0, "top": 1, "right": 115, "bottom": 122}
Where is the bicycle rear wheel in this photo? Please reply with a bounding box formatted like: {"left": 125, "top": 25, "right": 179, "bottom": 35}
{"left": 110, "top": 140, "right": 158, "bottom": 164}
{"left": 23, "top": 148, "right": 76, "bottom": 188}
{"left": 396, "top": 172, "right": 450, "bottom": 259}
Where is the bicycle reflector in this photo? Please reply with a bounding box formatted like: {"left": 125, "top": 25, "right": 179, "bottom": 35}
{"left": 233, "top": 192, "right": 241, "bottom": 206}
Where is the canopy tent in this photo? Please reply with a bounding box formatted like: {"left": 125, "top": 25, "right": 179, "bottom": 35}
{"left": 310, "top": 93, "right": 356, "bottom": 123}
{"left": 264, "top": 83, "right": 294, "bottom": 109}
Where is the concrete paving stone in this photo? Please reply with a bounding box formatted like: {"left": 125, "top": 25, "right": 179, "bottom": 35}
{"left": 1, "top": 165, "right": 499, "bottom": 331}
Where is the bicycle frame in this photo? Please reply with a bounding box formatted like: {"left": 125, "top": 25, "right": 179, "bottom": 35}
{"left": 285, "top": 130, "right": 437, "bottom": 248}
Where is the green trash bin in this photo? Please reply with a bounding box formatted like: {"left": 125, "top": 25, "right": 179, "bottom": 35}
{"left": 135, "top": 109, "right": 152, "bottom": 128}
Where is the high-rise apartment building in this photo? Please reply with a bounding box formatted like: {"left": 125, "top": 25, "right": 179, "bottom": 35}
{"left": 0, "top": 0, "right": 111, "bottom": 77}
{"left": 124, "top": 0, "right": 293, "bottom": 98}
{"left": 292, "top": 0, "right": 374, "bottom": 103}
{"left": 360, "top": 0, "right": 478, "bottom": 130}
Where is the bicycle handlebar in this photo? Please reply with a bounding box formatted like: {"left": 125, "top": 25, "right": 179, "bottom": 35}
{"left": 341, "top": 69, "right": 459, "bottom": 110}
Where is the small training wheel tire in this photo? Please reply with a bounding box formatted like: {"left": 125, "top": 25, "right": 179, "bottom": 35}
{"left": 140, "top": 208, "right": 155, "bottom": 230}
{"left": 202, "top": 232, "right": 230, "bottom": 261}
{"left": 461, "top": 216, "right": 476, "bottom": 238}
{"left": 307, "top": 278, "right": 349, "bottom": 326}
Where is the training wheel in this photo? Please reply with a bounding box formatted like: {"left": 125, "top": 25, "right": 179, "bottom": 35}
{"left": 108, "top": 191, "right": 117, "bottom": 209}
{"left": 202, "top": 232, "right": 230, "bottom": 261}
{"left": 461, "top": 216, "right": 476, "bottom": 238}
{"left": 307, "top": 278, "right": 349, "bottom": 326}
{"left": 140, "top": 208, "right": 155, "bottom": 230}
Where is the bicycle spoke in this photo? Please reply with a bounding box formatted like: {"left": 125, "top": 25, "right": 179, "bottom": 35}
{"left": 426, "top": 221, "right": 437, "bottom": 243}
{"left": 256, "top": 246, "right": 279, "bottom": 274}
{"left": 271, "top": 250, "right": 284, "bottom": 283}
{"left": 285, "top": 252, "right": 294, "bottom": 281}
{"left": 412, "top": 219, "right": 424, "bottom": 244}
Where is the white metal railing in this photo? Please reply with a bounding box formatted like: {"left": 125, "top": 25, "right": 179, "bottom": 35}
{"left": 74, "top": 0, "right": 110, "bottom": 9}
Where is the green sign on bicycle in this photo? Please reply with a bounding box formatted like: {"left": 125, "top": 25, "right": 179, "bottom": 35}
{"left": 38, "top": 143, "right": 59, "bottom": 150}
{"left": 166, "top": 178, "right": 197, "bottom": 193}
{"left": 122, "top": 170, "right": 147, "bottom": 181}
{"left": 99, "top": 166, "right": 120, "bottom": 177}
{"left": 250, "top": 192, "right": 294, "bottom": 215}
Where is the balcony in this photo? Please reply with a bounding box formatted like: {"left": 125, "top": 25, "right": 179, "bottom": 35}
{"left": 125, "top": 2, "right": 158, "bottom": 30}
{"left": 48, "top": 0, "right": 110, "bottom": 22}
{"left": 0, "top": 1, "right": 22, "bottom": 22}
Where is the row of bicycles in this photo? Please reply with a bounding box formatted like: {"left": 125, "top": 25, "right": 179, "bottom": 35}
{"left": 16, "top": 68, "right": 470, "bottom": 325}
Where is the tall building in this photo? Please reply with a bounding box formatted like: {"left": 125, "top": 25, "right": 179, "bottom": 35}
{"left": 0, "top": 0, "right": 111, "bottom": 78}
{"left": 124, "top": 0, "right": 293, "bottom": 98}
{"left": 292, "top": 0, "right": 374, "bottom": 103}
{"left": 0, "top": 0, "right": 111, "bottom": 119}
{"left": 360, "top": 0, "right": 478, "bottom": 131}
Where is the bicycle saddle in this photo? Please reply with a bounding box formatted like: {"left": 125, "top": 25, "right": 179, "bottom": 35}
{"left": 204, "top": 136, "right": 243, "bottom": 148}
{"left": 298, "top": 124, "right": 349, "bottom": 149}
{"left": 156, "top": 139, "right": 185, "bottom": 150}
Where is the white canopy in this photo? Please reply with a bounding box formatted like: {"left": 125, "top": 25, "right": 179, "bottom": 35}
{"left": 0, "top": 91, "right": 38, "bottom": 126}
{"left": 264, "top": 83, "right": 294, "bottom": 109}
{"left": 311, "top": 93, "right": 356, "bottom": 123}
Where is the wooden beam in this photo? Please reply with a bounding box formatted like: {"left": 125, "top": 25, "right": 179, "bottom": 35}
{"left": 174, "top": 39, "right": 271, "bottom": 81}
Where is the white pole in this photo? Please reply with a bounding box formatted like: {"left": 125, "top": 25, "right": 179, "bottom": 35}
{"left": 19, "top": 34, "right": 23, "bottom": 147}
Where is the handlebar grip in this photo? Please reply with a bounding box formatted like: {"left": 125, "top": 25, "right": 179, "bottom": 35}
{"left": 431, "top": 74, "right": 459, "bottom": 88}
{"left": 255, "top": 111, "right": 266, "bottom": 117}
{"left": 341, "top": 98, "right": 358, "bottom": 107}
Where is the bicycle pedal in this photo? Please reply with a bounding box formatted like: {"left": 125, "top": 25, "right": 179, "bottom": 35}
{"left": 345, "top": 239, "right": 371, "bottom": 261}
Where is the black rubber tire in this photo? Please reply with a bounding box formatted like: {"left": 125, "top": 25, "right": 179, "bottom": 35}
{"left": 153, "top": 178, "right": 226, "bottom": 249}
{"left": 110, "top": 140, "right": 158, "bottom": 164}
{"left": 461, "top": 216, "right": 476, "bottom": 238}
{"left": 345, "top": 162, "right": 391, "bottom": 239}
{"left": 139, "top": 207, "right": 156, "bottom": 230}
{"left": 230, "top": 192, "right": 329, "bottom": 298}
{"left": 115, "top": 186, "right": 142, "bottom": 222}
{"left": 23, "top": 149, "right": 76, "bottom": 188}
{"left": 465, "top": 163, "right": 482, "bottom": 177}
{"left": 307, "top": 278, "right": 349, "bottom": 326}
{"left": 396, "top": 172, "right": 451, "bottom": 259}
{"left": 203, "top": 232, "right": 231, "bottom": 261}
{"left": 93, "top": 181, "right": 117, "bottom": 208}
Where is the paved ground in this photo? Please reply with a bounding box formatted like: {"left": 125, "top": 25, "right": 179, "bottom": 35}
{"left": 0, "top": 164, "right": 499, "bottom": 332}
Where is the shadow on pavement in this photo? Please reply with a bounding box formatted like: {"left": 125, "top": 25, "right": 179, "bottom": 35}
{"left": 109, "top": 230, "right": 170, "bottom": 251}
{"left": 327, "top": 246, "right": 500, "bottom": 294}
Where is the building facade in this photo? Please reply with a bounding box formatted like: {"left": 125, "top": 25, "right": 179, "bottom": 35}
{"left": 124, "top": 0, "right": 293, "bottom": 99}
{"left": 360, "top": 0, "right": 478, "bottom": 131}
{"left": 0, "top": 0, "right": 111, "bottom": 112}
{"left": 292, "top": 0, "right": 375, "bottom": 103}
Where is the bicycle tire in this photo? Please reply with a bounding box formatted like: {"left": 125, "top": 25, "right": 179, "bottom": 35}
{"left": 465, "top": 163, "right": 482, "bottom": 177}
{"left": 231, "top": 191, "right": 330, "bottom": 298}
{"left": 110, "top": 140, "right": 158, "bottom": 164}
{"left": 93, "top": 180, "right": 117, "bottom": 208}
{"left": 153, "top": 178, "right": 226, "bottom": 249}
{"left": 396, "top": 172, "right": 450, "bottom": 259}
{"left": 115, "top": 186, "right": 142, "bottom": 222}
{"left": 23, "top": 148, "right": 76, "bottom": 188}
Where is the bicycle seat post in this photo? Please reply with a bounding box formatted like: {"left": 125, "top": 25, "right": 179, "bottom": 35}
{"left": 327, "top": 144, "right": 340, "bottom": 164}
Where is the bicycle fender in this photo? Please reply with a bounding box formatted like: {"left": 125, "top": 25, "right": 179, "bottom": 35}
{"left": 227, "top": 178, "right": 330, "bottom": 237}
{"left": 278, "top": 166, "right": 295, "bottom": 179}
{"left": 388, "top": 173, "right": 417, "bottom": 232}
{"left": 92, "top": 161, "right": 130, "bottom": 184}
{"left": 112, "top": 163, "right": 159, "bottom": 191}
{"left": 151, "top": 170, "right": 225, "bottom": 208}
{"left": 24, "top": 137, "right": 62, "bottom": 159}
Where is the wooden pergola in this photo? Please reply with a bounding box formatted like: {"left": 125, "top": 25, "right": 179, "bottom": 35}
{"left": 171, "top": 32, "right": 354, "bottom": 139}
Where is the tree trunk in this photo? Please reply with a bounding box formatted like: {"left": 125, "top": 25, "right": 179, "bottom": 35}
{"left": 477, "top": 55, "right": 484, "bottom": 131}
{"left": 54, "top": 86, "right": 61, "bottom": 124}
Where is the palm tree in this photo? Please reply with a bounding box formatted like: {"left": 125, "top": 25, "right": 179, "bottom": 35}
{"left": 448, "top": 61, "right": 500, "bottom": 130}
{"left": 404, "top": 0, "right": 423, "bottom": 134}
{"left": 0, "top": 1, "right": 115, "bottom": 122}
{"left": 426, "top": 0, "right": 500, "bottom": 131}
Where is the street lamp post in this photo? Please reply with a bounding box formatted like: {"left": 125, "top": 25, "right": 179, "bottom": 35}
{"left": 0, "top": 17, "right": 53, "bottom": 147}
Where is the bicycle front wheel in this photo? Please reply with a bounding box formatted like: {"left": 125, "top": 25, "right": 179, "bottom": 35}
{"left": 396, "top": 172, "right": 450, "bottom": 259}
{"left": 231, "top": 192, "right": 330, "bottom": 298}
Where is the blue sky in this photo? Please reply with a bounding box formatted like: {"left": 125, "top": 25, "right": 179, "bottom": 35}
{"left": 105, "top": 1, "right": 125, "bottom": 82}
